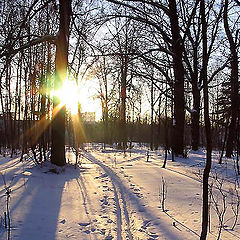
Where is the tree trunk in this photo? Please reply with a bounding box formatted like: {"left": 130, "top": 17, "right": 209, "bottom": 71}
{"left": 119, "top": 57, "right": 127, "bottom": 150}
{"left": 200, "top": 1, "right": 212, "bottom": 239}
{"left": 104, "top": 58, "right": 109, "bottom": 146}
{"left": 191, "top": 109, "right": 200, "bottom": 151}
{"left": 162, "top": 92, "right": 169, "bottom": 168}
{"left": 219, "top": 117, "right": 229, "bottom": 164}
{"left": 191, "top": 44, "right": 200, "bottom": 151}
{"left": 150, "top": 75, "right": 154, "bottom": 150}
{"left": 224, "top": 0, "right": 239, "bottom": 158}
{"left": 168, "top": 0, "right": 185, "bottom": 156}
{"left": 51, "top": 0, "right": 71, "bottom": 166}
{"left": 40, "top": 77, "right": 47, "bottom": 161}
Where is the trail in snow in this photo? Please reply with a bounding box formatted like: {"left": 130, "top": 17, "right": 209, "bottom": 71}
{"left": 84, "top": 151, "right": 187, "bottom": 240}
{"left": 87, "top": 146, "right": 240, "bottom": 240}
{"left": 0, "top": 146, "right": 239, "bottom": 240}
{"left": 84, "top": 151, "right": 134, "bottom": 240}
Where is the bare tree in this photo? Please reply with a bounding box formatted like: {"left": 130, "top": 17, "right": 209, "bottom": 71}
{"left": 200, "top": 0, "right": 213, "bottom": 238}
{"left": 224, "top": 0, "right": 239, "bottom": 158}
{"left": 51, "top": 0, "right": 72, "bottom": 166}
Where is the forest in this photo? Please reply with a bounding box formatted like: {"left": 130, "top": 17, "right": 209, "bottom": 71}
{"left": 0, "top": 0, "right": 239, "bottom": 239}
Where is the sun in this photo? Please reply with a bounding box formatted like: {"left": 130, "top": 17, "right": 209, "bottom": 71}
{"left": 55, "top": 80, "right": 80, "bottom": 114}
{"left": 52, "top": 77, "right": 102, "bottom": 120}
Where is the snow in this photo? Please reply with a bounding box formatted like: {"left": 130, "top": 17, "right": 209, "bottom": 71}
{"left": 0, "top": 145, "right": 239, "bottom": 240}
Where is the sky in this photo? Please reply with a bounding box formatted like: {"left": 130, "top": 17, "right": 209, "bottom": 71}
{"left": 78, "top": 77, "right": 102, "bottom": 121}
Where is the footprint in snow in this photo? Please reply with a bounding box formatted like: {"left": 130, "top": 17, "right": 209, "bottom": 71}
{"left": 105, "top": 235, "right": 113, "bottom": 240}
{"left": 148, "top": 237, "right": 158, "bottom": 240}
{"left": 79, "top": 222, "right": 90, "bottom": 227}
{"left": 100, "top": 229, "right": 106, "bottom": 235}
{"left": 95, "top": 173, "right": 108, "bottom": 179}
{"left": 138, "top": 207, "right": 145, "bottom": 212}
{"left": 133, "top": 188, "right": 140, "bottom": 192}
{"left": 142, "top": 220, "right": 151, "bottom": 229}
{"left": 100, "top": 196, "right": 109, "bottom": 205}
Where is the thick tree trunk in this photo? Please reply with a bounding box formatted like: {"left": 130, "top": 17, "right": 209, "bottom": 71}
{"left": 168, "top": 0, "right": 185, "bottom": 156}
{"left": 224, "top": 0, "right": 239, "bottom": 158}
{"left": 200, "top": 1, "right": 212, "bottom": 239}
{"left": 51, "top": 0, "right": 71, "bottom": 166}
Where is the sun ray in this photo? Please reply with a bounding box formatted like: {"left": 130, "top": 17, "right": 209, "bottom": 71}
{"left": 23, "top": 77, "right": 91, "bottom": 150}
{"left": 71, "top": 111, "right": 87, "bottom": 149}
{"left": 24, "top": 103, "right": 64, "bottom": 146}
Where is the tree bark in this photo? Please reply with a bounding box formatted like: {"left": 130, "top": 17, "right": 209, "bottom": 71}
{"left": 168, "top": 0, "right": 185, "bottom": 156}
{"left": 200, "top": 0, "right": 212, "bottom": 239}
{"left": 119, "top": 56, "right": 128, "bottom": 150}
{"left": 191, "top": 44, "right": 200, "bottom": 151}
{"left": 224, "top": 0, "right": 239, "bottom": 158}
{"left": 150, "top": 74, "right": 154, "bottom": 151}
{"left": 51, "top": 0, "right": 71, "bottom": 166}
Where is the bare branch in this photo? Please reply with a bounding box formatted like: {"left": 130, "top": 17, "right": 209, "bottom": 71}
{"left": 0, "top": 35, "right": 56, "bottom": 59}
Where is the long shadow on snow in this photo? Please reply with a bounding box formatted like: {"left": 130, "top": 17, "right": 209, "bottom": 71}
{"left": 9, "top": 162, "right": 80, "bottom": 240}
{"left": 0, "top": 155, "right": 36, "bottom": 198}
{"left": 84, "top": 151, "right": 181, "bottom": 240}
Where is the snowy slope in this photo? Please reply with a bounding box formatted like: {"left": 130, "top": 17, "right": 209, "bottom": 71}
{"left": 0, "top": 145, "right": 239, "bottom": 240}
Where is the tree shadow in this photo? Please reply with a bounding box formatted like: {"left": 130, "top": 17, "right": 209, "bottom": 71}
{"left": 9, "top": 162, "right": 80, "bottom": 240}
{"left": 84, "top": 151, "right": 186, "bottom": 240}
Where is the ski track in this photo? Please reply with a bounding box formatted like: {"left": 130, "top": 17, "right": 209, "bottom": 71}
{"left": 84, "top": 151, "right": 133, "bottom": 240}
{"left": 83, "top": 151, "right": 183, "bottom": 240}
{"left": 85, "top": 149, "right": 240, "bottom": 240}
{"left": 113, "top": 184, "right": 123, "bottom": 240}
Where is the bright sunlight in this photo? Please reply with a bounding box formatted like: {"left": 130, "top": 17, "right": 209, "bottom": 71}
{"left": 54, "top": 80, "right": 79, "bottom": 114}
{"left": 53, "top": 77, "right": 101, "bottom": 119}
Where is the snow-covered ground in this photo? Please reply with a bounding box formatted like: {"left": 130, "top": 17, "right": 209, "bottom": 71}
{"left": 0, "top": 144, "right": 239, "bottom": 240}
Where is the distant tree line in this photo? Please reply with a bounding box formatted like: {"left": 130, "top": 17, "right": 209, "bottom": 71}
{"left": 0, "top": 0, "right": 238, "bottom": 159}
